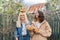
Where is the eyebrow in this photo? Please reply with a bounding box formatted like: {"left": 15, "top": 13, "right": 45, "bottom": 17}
{"left": 20, "top": 15, "right": 25, "bottom": 16}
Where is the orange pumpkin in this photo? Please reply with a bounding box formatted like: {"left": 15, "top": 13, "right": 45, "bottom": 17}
{"left": 27, "top": 25, "right": 34, "bottom": 31}
{"left": 34, "top": 28, "right": 39, "bottom": 33}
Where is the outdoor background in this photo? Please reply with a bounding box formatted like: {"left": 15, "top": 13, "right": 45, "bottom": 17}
{"left": 0, "top": 0, "right": 60, "bottom": 40}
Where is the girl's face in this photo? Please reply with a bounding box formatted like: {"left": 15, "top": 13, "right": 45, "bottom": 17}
{"left": 20, "top": 13, "right": 25, "bottom": 21}
{"left": 35, "top": 12, "right": 39, "bottom": 18}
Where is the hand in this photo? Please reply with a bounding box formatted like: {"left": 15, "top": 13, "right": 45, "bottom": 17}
{"left": 26, "top": 25, "right": 34, "bottom": 31}
{"left": 34, "top": 28, "right": 40, "bottom": 33}
{"left": 16, "top": 37, "right": 18, "bottom": 40}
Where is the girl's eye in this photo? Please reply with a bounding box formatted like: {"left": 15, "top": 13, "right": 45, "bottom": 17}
{"left": 20, "top": 15, "right": 25, "bottom": 16}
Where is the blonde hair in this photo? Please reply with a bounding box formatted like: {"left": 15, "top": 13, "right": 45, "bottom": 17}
{"left": 16, "top": 12, "right": 29, "bottom": 28}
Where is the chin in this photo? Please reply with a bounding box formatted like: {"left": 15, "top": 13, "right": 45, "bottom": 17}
{"left": 21, "top": 18, "right": 25, "bottom": 20}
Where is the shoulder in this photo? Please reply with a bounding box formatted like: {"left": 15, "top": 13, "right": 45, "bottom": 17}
{"left": 41, "top": 20, "right": 49, "bottom": 25}
{"left": 42, "top": 20, "right": 50, "bottom": 28}
{"left": 44, "top": 20, "right": 48, "bottom": 23}
{"left": 44, "top": 20, "right": 49, "bottom": 25}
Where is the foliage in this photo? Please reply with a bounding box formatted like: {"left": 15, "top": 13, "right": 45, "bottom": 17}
{"left": 46, "top": 0, "right": 60, "bottom": 11}
{"left": 0, "top": 0, "right": 2, "bottom": 13}
{"left": 2, "top": 0, "right": 22, "bottom": 14}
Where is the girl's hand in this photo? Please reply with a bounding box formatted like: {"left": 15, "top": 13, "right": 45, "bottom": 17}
{"left": 26, "top": 25, "right": 34, "bottom": 31}
{"left": 34, "top": 28, "right": 40, "bottom": 33}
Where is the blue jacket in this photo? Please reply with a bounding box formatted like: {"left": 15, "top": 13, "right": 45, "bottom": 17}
{"left": 14, "top": 24, "right": 30, "bottom": 40}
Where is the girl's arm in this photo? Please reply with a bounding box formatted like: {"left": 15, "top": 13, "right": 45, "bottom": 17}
{"left": 39, "top": 22, "right": 52, "bottom": 37}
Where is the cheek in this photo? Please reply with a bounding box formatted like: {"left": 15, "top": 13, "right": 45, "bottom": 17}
{"left": 35, "top": 14, "right": 39, "bottom": 18}
{"left": 35, "top": 13, "right": 39, "bottom": 16}
{"left": 20, "top": 16, "right": 25, "bottom": 19}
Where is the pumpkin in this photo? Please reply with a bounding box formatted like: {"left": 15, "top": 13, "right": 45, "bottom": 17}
{"left": 27, "top": 25, "right": 34, "bottom": 31}
{"left": 34, "top": 28, "right": 39, "bottom": 33}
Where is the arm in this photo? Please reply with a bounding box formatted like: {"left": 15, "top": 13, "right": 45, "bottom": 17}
{"left": 39, "top": 22, "right": 52, "bottom": 37}
{"left": 26, "top": 23, "right": 35, "bottom": 37}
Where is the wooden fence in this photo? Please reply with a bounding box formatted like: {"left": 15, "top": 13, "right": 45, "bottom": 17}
{"left": 0, "top": 11, "right": 60, "bottom": 40}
